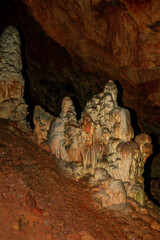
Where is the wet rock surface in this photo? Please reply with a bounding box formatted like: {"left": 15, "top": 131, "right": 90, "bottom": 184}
{"left": 0, "top": 118, "right": 160, "bottom": 239}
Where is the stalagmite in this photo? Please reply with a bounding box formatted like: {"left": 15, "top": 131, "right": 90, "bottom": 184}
{"left": 34, "top": 80, "right": 153, "bottom": 207}
{"left": 0, "top": 26, "right": 29, "bottom": 130}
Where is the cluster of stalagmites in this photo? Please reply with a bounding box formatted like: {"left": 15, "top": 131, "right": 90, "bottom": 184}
{"left": 34, "top": 80, "right": 153, "bottom": 208}
{"left": 0, "top": 26, "right": 153, "bottom": 209}
{"left": 0, "top": 26, "right": 28, "bottom": 130}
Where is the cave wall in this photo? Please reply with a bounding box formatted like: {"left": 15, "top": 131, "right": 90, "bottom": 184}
{"left": 0, "top": 0, "right": 103, "bottom": 117}
{"left": 21, "top": 0, "right": 160, "bottom": 136}
{"left": 0, "top": 0, "right": 160, "bottom": 141}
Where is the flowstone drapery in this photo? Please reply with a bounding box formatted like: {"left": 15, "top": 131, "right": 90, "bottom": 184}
{"left": 34, "top": 80, "right": 153, "bottom": 208}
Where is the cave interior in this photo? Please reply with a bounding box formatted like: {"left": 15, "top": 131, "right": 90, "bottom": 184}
{"left": 0, "top": 0, "right": 160, "bottom": 238}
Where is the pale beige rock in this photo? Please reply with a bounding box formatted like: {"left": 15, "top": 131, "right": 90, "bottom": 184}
{"left": 49, "top": 97, "right": 77, "bottom": 162}
{"left": 0, "top": 77, "right": 24, "bottom": 104}
{"left": 65, "top": 121, "right": 82, "bottom": 163}
{"left": 60, "top": 96, "right": 77, "bottom": 124}
{"left": 0, "top": 26, "right": 26, "bottom": 123}
{"left": 89, "top": 169, "right": 126, "bottom": 208}
{"left": 61, "top": 97, "right": 82, "bottom": 163}
{"left": 80, "top": 114, "right": 95, "bottom": 168}
{"left": 36, "top": 80, "right": 153, "bottom": 207}
{"left": 107, "top": 141, "right": 139, "bottom": 182}
{"left": 110, "top": 108, "right": 134, "bottom": 140}
{"left": 0, "top": 26, "right": 22, "bottom": 72}
{"left": 49, "top": 118, "right": 70, "bottom": 161}
{"left": 103, "top": 80, "right": 118, "bottom": 106}
{"left": 0, "top": 99, "right": 21, "bottom": 119}
{"left": 10, "top": 101, "right": 29, "bottom": 132}
{"left": 0, "top": 26, "right": 24, "bottom": 104}
{"left": 135, "top": 133, "right": 152, "bottom": 161}
{"left": 33, "top": 106, "right": 54, "bottom": 150}
{"left": 134, "top": 133, "right": 153, "bottom": 184}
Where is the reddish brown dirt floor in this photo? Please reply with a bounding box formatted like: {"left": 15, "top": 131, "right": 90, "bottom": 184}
{"left": 0, "top": 119, "right": 160, "bottom": 240}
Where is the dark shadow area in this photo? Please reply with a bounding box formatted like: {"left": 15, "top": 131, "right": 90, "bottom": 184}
{"left": 115, "top": 80, "right": 141, "bottom": 136}
{"left": 114, "top": 80, "right": 124, "bottom": 107}
{"left": 71, "top": 96, "right": 82, "bottom": 120}
{"left": 18, "top": 28, "right": 35, "bottom": 129}
{"left": 115, "top": 81, "right": 160, "bottom": 206}
{"left": 0, "top": 0, "right": 75, "bottom": 128}
{"left": 127, "top": 107, "right": 141, "bottom": 136}
{"left": 143, "top": 134, "right": 160, "bottom": 207}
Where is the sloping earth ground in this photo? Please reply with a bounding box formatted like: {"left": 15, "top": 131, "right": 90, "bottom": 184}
{"left": 0, "top": 119, "right": 160, "bottom": 240}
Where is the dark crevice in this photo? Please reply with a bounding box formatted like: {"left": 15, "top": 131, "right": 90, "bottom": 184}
{"left": 71, "top": 96, "right": 82, "bottom": 120}
{"left": 115, "top": 80, "right": 160, "bottom": 206}
{"left": 143, "top": 134, "right": 160, "bottom": 207}
{"left": 114, "top": 80, "right": 124, "bottom": 107}
{"left": 18, "top": 28, "right": 34, "bottom": 128}
{"left": 115, "top": 80, "right": 141, "bottom": 136}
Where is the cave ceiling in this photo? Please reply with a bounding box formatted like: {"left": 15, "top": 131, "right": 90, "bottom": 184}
{"left": 0, "top": 0, "right": 160, "bottom": 139}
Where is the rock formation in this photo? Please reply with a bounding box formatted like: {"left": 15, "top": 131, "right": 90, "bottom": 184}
{"left": 22, "top": 0, "right": 160, "bottom": 137}
{"left": 33, "top": 106, "right": 54, "bottom": 151}
{"left": 0, "top": 26, "right": 28, "bottom": 130}
{"left": 1, "top": 1, "right": 159, "bottom": 186}
{"left": 89, "top": 169, "right": 127, "bottom": 208}
{"left": 34, "top": 80, "right": 153, "bottom": 208}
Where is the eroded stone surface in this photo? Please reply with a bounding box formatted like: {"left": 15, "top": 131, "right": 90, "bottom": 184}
{"left": 0, "top": 26, "right": 24, "bottom": 104}
{"left": 33, "top": 105, "right": 54, "bottom": 151}
{"left": 89, "top": 169, "right": 127, "bottom": 208}
{"left": 0, "top": 26, "right": 22, "bottom": 72}
{"left": 0, "top": 26, "right": 28, "bottom": 129}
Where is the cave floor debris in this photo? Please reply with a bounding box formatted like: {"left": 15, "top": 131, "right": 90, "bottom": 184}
{"left": 0, "top": 119, "right": 160, "bottom": 240}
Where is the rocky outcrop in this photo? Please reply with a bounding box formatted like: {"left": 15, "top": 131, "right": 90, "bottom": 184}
{"left": 34, "top": 80, "right": 153, "bottom": 208}
{"left": 0, "top": 26, "right": 28, "bottom": 130}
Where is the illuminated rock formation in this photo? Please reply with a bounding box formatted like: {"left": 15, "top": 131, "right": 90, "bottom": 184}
{"left": 34, "top": 80, "right": 153, "bottom": 207}
{"left": 89, "top": 169, "right": 127, "bottom": 208}
{"left": 37, "top": 80, "right": 152, "bottom": 206}
{"left": 49, "top": 97, "right": 78, "bottom": 163}
{"left": 0, "top": 26, "right": 28, "bottom": 130}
